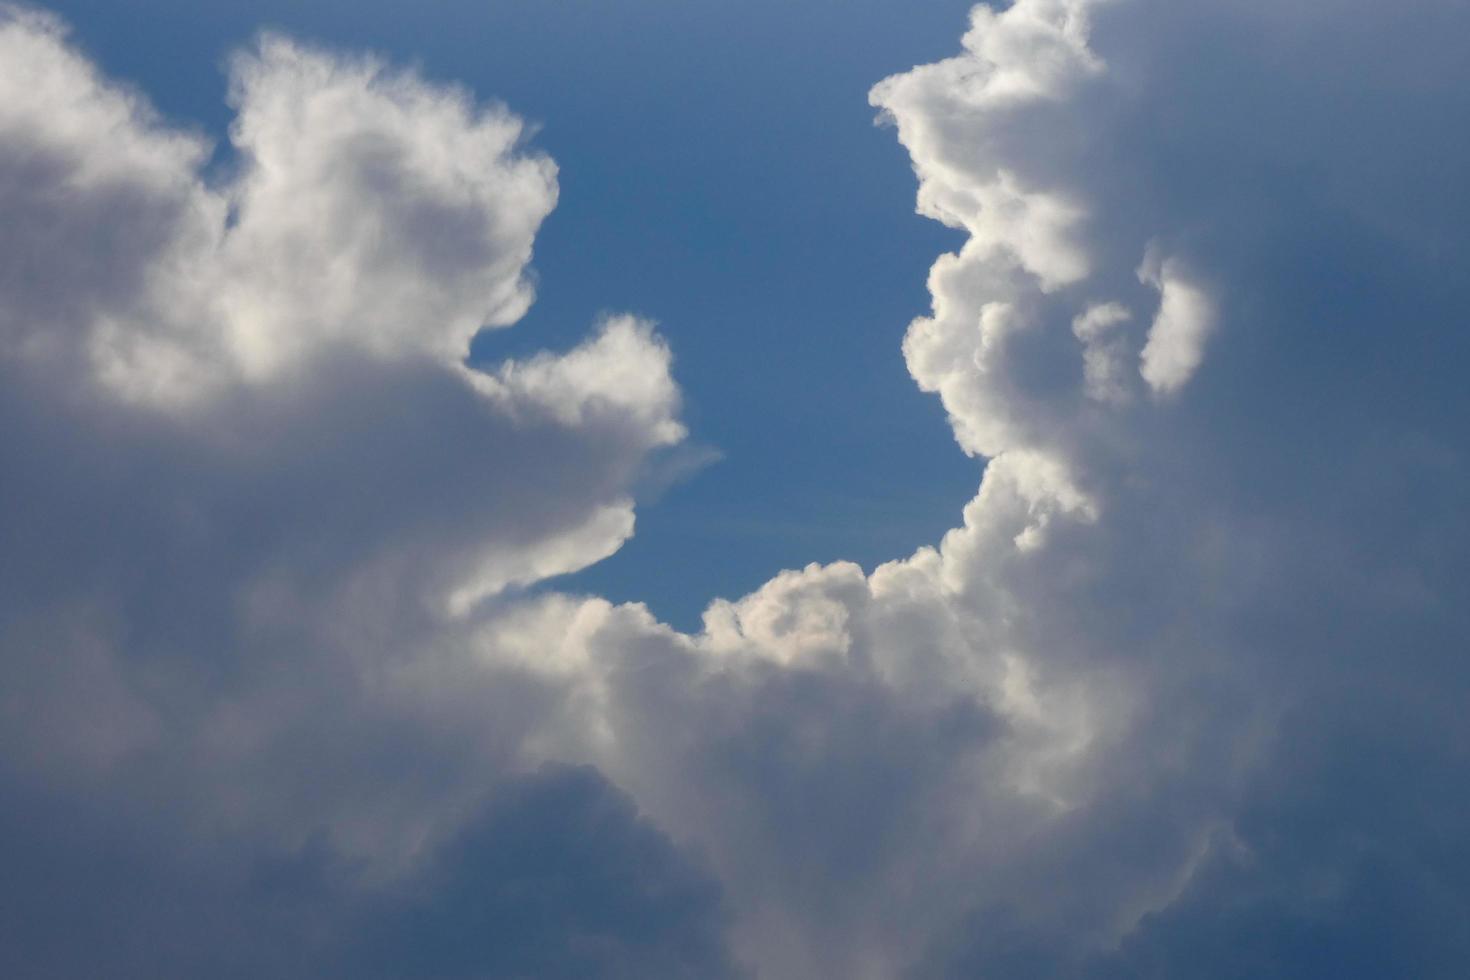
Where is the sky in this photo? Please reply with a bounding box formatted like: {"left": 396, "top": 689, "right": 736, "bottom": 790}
{"left": 2, "top": 0, "right": 1470, "bottom": 978}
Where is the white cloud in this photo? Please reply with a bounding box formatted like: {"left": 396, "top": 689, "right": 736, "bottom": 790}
{"left": 218, "top": 35, "right": 557, "bottom": 377}
{"left": 867, "top": 0, "right": 1109, "bottom": 296}
{"left": 1137, "top": 249, "right": 1216, "bottom": 396}
{"left": 466, "top": 314, "right": 686, "bottom": 447}
{"left": 0, "top": 14, "right": 558, "bottom": 406}
{"left": 446, "top": 500, "right": 635, "bottom": 617}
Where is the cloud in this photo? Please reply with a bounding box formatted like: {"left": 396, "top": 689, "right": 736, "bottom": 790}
{"left": 0, "top": 10, "right": 558, "bottom": 405}
{"left": 0, "top": 9, "right": 719, "bottom": 973}
{"left": 4, "top": 0, "right": 1470, "bottom": 978}
{"left": 348, "top": 765, "right": 743, "bottom": 980}
{"left": 1136, "top": 249, "right": 1214, "bottom": 396}
{"left": 1072, "top": 302, "right": 1133, "bottom": 404}
{"left": 0, "top": 764, "right": 740, "bottom": 979}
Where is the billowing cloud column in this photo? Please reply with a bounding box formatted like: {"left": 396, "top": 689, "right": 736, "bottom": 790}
{"left": 506, "top": 0, "right": 1470, "bottom": 976}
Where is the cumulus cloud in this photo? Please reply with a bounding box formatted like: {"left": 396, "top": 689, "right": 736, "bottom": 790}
{"left": 0, "top": 9, "right": 712, "bottom": 972}
{"left": 4, "top": 0, "right": 1470, "bottom": 978}
{"left": 505, "top": 0, "right": 1470, "bottom": 974}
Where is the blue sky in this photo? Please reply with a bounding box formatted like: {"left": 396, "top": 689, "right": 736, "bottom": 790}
{"left": 4, "top": 1, "right": 1470, "bottom": 977}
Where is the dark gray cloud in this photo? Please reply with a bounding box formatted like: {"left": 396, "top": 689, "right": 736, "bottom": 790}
{"left": 0, "top": 766, "right": 739, "bottom": 979}
{"left": 352, "top": 765, "right": 742, "bottom": 980}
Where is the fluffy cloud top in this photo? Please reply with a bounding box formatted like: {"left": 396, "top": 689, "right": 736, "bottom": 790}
{"left": 4, "top": 1, "right": 1470, "bottom": 978}
{"left": 0, "top": 9, "right": 559, "bottom": 405}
